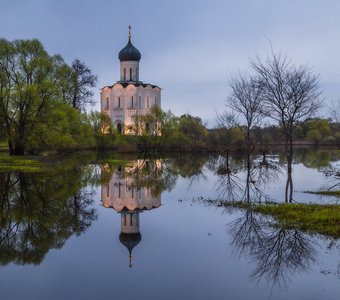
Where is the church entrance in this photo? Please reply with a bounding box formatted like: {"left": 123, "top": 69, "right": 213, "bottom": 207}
{"left": 117, "top": 123, "right": 122, "bottom": 134}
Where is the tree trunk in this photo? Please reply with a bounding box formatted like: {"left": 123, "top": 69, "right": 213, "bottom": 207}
{"left": 245, "top": 152, "right": 251, "bottom": 202}
{"left": 285, "top": 136, "right": 294, "bottom": 203}
{"left": 247, "top": 128, "right": 251, "bottom": 150}
{"left": 8, "top": 140, "right": 14, "bottom": 156}
{"left": 6, "top": 123, "right": 14, "bottom": 155}
{"left": 14, "top": 142, "right": 25, "bottom": 156}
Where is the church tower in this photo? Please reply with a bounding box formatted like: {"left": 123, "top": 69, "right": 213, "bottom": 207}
{"left": 118, "top": 26, "right": 141, "bottom": 82}
{"left": 101, "top": 27, "right": 161, "bottom": 135}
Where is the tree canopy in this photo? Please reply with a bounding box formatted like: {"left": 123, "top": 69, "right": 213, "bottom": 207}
{"left": 0, "top": 38, "right": 98, "bottom": 155}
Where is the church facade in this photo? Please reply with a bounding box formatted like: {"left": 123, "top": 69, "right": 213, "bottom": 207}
{"left": 100, "top": 27, "right": 161, "bottom": 134}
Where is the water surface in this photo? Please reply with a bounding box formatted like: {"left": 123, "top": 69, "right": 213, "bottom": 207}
{"left": 1, "top": 148, "right": 340, "bottom": 299}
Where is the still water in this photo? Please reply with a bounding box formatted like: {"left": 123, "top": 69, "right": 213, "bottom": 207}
{"left": 0, "top": 148, "right": 340, "bottom": 300}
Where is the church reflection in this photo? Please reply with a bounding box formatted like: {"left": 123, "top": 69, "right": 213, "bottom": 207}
{"left": 101, "top": 160, "right": 162, "bottom": 268}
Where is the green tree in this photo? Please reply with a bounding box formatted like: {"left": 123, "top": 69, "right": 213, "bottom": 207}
{"left": 306, "top": 119, "right": 331, "bottom": 144}
{"left": 0, "top": 39, "right": 98, "bottom": 155}
{"left": 0, "top": 39, "right": 63, "bottom": 155}
{"left": 132, "top": 105, "right": 177, "bottom": 152}
{"left": 26, "top": 102, "right": 96, "bottom": 153}
{"left": 174, "top": 114, "right": 208, "bottom": 150}
{"left": 88, "top": 110, "right": 114, "bottom": 150}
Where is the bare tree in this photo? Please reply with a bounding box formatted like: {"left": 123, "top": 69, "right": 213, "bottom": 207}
{"left": 252, "top": 53, "right": 322, "bottom": 153}
{"left": 216, "top": 110, "right": 240, "bottom": 151}
{"left": 252, "top": 53, "right": 322, "bottom": 202}
{"left": 70, "top": 59, "right": 97, "bottom": 111}
{"left": 227, "top": 74, "right": 264, "bottom": 148}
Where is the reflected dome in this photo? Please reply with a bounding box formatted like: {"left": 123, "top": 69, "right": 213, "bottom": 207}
{"left": 119, "top": 232, "right": 142, "bottom": 253}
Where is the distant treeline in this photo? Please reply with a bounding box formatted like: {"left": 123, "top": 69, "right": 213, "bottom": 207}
{"left": 95, "top": 106, "right": 340, "bottom": 153}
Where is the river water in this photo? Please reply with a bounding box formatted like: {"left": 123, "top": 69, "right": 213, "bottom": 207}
{"left": 0, "top": 148, "right": 340, "bottom": 300}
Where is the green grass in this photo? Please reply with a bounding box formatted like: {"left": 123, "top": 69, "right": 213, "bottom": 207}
{"left": 0, "top": 153, "right": 45, "bottom": 172}
{"left": 220, "top": 201, "right": 340, "bottom": 238}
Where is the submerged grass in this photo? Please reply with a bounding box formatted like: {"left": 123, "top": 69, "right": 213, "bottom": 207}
{"left": 100, "top": 159, "right": 130, "bottom": 165}
{"left": 219, "top": 201, "right": 340, "bottom": 239}
{"left": 0, "top": 149, "right": 133, "bottom": 172}
{"left": 304, "top": 190, "right": 340, "bottom": 196}
{"left": 0, "top": 140, "right": 8, "bottom": 152}
{"left": 0, "top": 153, "right": 45, "bottom": 172}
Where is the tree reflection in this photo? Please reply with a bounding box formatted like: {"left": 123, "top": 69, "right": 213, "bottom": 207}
{"left": 317, "top": 155, "right": 340, "bottom": 196}
{"left": 230, "top": 210, "right": 265, "bottom": 254}
{"left": 0, "top": 167, "right": 97, "bottom": 265}
{"left": 208, "top": 154, "right": 244, "bottom": 201}
{"left": 250, "top": 228, "right": 315, "bottom": 284}
{"left": 171, "top": 154, "right": 209, "bottom": 185}
{"left": 209, "top": 152, "right": 283, "bottom": 202}
{"left": 294, "top": 147, "right": 334, "bottom": 169}
{"left": 277, "top": 147, "right": 340, "bottom": 202}
{"left": 207, "top": 149, "right": 318, "bottom": 285}
{"left": 229, "top": 210, "right": 316, "bottom": 286}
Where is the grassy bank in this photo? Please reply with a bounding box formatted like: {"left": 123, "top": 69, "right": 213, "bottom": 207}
{"left": 216, "top": 201, "right": 340, "bottom": 239}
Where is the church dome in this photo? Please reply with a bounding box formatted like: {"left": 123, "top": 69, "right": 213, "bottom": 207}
{"left": 118, "top": 38, "right": 141, "bottom": 62}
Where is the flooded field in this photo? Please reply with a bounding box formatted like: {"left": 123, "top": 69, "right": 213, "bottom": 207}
{"left": 1, "top": 147, "right": 340, "bottom": 299}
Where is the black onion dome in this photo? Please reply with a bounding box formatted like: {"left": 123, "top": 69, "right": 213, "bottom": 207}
{"left": 119, "top": 232, "right": 142, "bottom": 253}
{"left": 118, "top": 39, "right": 141, "bottom": 62}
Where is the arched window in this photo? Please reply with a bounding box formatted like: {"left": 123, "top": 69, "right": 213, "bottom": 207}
{"left": 106, "top": 97, "right": 109, "bottom": 110}
{"left": 147, "top": 97, "right": 149, "bottom": 108}
{"left": 139, "top": 96, "right": 141, "bottom": 108}
{"left": 129, "top": 68, "right": 132, "bottom": 81}
{"left": 123, "top": 68, "right": 126, "bottom": 81}
{"left": 118, "top": 97, "right": 121, "bottom": 108}
{"left": 131, "top": 96, "right": 134, "bottom": 107}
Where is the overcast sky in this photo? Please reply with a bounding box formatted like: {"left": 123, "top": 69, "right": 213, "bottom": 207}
{"left": 1, "top": 0, "right": 339, "bottom": 126}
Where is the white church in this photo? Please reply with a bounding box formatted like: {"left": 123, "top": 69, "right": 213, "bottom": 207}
{"left": 101, "top": 27, "right": 161, "bottom": 134}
